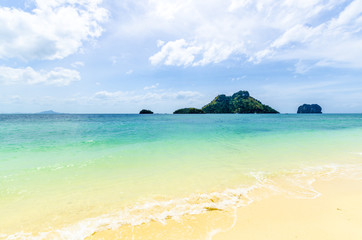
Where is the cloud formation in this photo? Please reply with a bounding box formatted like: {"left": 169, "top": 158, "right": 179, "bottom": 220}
{"left": 0, "top": 0, "right": 108, "bottom": 60}
{"left": 0, "top": 66, "right": 80, "bottom": 86}
{"left": 94, "top": 89, "right": 203, "bottom": 102}
{"left": 127, "top": 0, "right": 362, "bottom": 69}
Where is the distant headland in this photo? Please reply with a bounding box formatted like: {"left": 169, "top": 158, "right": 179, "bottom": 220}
{"left": 173, "top": 90, "right": 279, "bottom": 114}
{"left": 35, "top": 110, "right": 61, "bottom": 114}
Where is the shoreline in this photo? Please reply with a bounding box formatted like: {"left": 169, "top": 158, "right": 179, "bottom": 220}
{"left": 86, "top": 175, "right": 362, "bottom": 240}
{"left": 2, "top": 164, "right": 362, "bottom": 240}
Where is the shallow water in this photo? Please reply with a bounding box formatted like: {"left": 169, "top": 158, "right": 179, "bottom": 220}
{"left": 0, "top": 114, "right": 361, "bottom": 239}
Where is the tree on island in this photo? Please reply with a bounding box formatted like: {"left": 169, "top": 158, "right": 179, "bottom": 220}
{"left": 139, "top": 109, "right": 153, "bottom": 114}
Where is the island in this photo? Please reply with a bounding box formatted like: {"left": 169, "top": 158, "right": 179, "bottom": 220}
{"left": 172, "top": 90, "right": 278, "bottom": 114}
{"left": 139, "top": 109, "right": 153, "bottom": 114}
{"left": 201, "top": 90, "right": 279, "bottom": 114}
{"left": 173, "top": 108, "right": 205, "bottom": 114}
{"left": 297, "top": 104, "right": 322, "bottom": 114}
{"left": 35, "top": 110, "right": 61, "bottom": 114}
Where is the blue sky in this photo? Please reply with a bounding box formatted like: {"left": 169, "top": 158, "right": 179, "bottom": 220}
{"left": 0, "top": 0, "right": 361, "bottom": 113}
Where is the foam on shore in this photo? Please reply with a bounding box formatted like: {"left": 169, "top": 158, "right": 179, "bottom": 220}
{"left": 3, "top": 163, "right": 361, "bottom": 240}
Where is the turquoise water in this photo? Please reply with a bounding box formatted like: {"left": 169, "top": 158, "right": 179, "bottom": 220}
{"left": 1, "top": 114, "right": 362, "bottom": 239}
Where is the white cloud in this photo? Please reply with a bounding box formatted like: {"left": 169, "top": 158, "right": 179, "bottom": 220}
{"left": 121, "top": 0, "right": 362, "bottom": 69}
{"left": 157, "top": 40, "right": 165, "bottom": 47}
{"left": 71, "top": 61, "right": 85, "bottom": 68}
{"left": 150, "top": 39, "right": 243, "bottom": 66}
{"left": 0, "top": 0, "right": 108, "bottom": 60}
{"left": 144, "top": 83, "right": 159, "bottom": 90}
{"left": 0, "top": 66, "right": 80, "bottom": 86}
{"left": 149, "top": 39, "right": 201, "bottom": 66}
{"left": 94, "top": 89, "right": 203, "bottom": 103}
{"left": 231, "top": 76, "right": 246, "bottom": 82}
{"left": 294, "top": 60, "right": 314, "bottom": 74}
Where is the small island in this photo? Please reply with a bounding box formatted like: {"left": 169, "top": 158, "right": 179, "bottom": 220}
{"left": 139, "top": 109, "right": 153, "bottom": 114}
{"left": 173, "top": 108, "right": 205, "bottom": 114}
{"left": 297, "top": 104, "right": 322, "bottom": 114}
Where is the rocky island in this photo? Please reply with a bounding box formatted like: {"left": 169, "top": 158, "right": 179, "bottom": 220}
{"left": 139, "top": 109, "right": 153, "bottom": 114}
{"left": 297, "top": 104, "right": 322, "bottom": 114}
{"left": 173, "top": 90, "right": 278, "bottom": 114}
{"left": 202, "top": 90, "right": 278, "bottom": 114}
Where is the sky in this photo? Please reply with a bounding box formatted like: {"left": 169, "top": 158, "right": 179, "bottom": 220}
{"left": 0, "top": 0, "right": 361, "bottom": 113}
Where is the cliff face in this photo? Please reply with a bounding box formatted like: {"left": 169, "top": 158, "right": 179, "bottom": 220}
{"left": 297, "top": 104, "right": 322, "bottom": 114}
{"left": 202, "top": 91, "right": 279, "bottom": 114}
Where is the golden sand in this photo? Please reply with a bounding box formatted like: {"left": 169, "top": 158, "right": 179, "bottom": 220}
{"left": 87, "top": 177, "right": 362, "bottom": 240}
{"left": 213, "top": 178, "right": 362, "bottom": 240}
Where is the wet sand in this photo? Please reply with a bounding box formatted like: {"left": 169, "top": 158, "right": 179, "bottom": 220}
{"left": 88, "top": 177, "right": 362, "bottom": 240}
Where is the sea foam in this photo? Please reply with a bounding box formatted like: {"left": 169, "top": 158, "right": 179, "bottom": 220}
{"left": 3, "top": 163, "right": 361, "bottom": 240}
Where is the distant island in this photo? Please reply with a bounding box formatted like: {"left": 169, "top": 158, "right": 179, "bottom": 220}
{"left": 297, "top": 104, "right": 322, "bottom": 114}
{"left": 173, "top": 108, "right": 205, "bottom": 114}
{"left": 35, "top": 110, "right": 61, "bottom": 114}
{"left": 173, "top": 90, "right": 279, "bottom": 114}
{"left": 139, "top": 109, "right": 153, "bottom": 114}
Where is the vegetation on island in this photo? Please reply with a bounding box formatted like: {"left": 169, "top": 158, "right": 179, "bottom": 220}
{"left": 173, "top": 108, "right": 205, "bottom": 114}
{"left": 201, "top": 90, "right": 279, "bottom": 114}
{"left": 297, "top": 104, "right": 322, "bottom": 114}
{"left": 139, "top": 109, "right": 153, "bottom": 114}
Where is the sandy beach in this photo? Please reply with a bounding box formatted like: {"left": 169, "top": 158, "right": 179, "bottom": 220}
{"left": 213, "top": 177, "right": 362, "bottom": 240}
{"left": 86, "top": 176, "right": 362, "bottom": 240}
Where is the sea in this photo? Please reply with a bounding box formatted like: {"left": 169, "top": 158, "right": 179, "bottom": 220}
{"left": 0, "top": 114, "right": 361, "bottom": 239}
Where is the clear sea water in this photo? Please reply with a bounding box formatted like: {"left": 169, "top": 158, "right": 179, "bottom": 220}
{"left": 0, "top": 114, "right": 361, "bottom": 239}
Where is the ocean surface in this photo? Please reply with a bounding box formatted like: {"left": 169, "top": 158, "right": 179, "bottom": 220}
{"left": 1, "top": 114, "right": 362, "bottom": 239}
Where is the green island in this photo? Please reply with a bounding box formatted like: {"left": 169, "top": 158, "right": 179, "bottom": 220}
{"left": 173, "top": 90, "right": 279, "bottom": 114}
{"left": 139, "top": 109, "right": 154, "bottom": 114}
{"left": 173, "top": 108, "right": 205, "bottom": 114}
